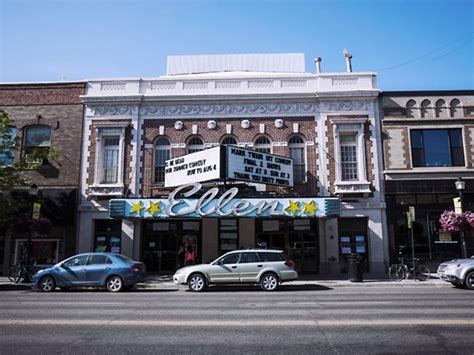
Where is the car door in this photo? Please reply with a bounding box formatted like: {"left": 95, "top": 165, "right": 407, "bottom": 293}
{"left": 55, "top": 254, "right": 89, "bottom": 286}
{"left": 238, "top": 252, "right": 262, "bottom": 282}
{"left": 85, "top": 254, "right": 113, "bottom": 285}
{"left": 208, "top": 253, "right": 240, "bottom": 283}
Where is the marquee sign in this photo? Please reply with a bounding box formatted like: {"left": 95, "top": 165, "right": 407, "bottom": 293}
{"left": 164, "top": 146, "right": 222, "bottom": 187}
{"left": 164, "top": 145, "right": 294, "bottom": 188}
{"left": 226, "top": 146, "right": 293, "bottom": 187}
{"left": 109, "top": 183, "right": 340, "bottom": 219}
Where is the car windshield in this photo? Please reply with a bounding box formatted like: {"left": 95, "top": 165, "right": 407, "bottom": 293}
{"left": 114, "top": 254, "right": 133, "bottom": 263}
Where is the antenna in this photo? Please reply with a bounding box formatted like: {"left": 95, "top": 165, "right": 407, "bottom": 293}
{"left": 342, "top": 49, "right": 353, "bottom": 72}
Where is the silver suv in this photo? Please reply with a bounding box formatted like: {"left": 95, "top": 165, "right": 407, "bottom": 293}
{"left": 437, "top": 256, "right": 474, "bottom": 290}
{"left": 173, "top": 249, "right": 298, "bottom": 292}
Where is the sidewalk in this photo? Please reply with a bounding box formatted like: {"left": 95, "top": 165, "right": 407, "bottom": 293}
{"left": 0, "top": 274, "right": 449, "bottom": 291}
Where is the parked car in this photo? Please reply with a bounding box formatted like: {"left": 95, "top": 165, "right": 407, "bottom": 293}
{"left": 173, "top": 249, "right": 298, "bottom": 292}
{"left": 437, "top": 256, "right": 474, "bottom": 289}
{"left": 33, "top": 253, "right": 146, "bottom": 292}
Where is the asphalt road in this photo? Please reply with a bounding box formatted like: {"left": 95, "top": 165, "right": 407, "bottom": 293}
{"left": 0, "top": 284, "right": 473, "bottom": 354}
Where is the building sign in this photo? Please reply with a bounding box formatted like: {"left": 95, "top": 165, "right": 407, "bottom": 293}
{"left": 109, "top": 183, "right": 340, "bottom": 219}
{"left": 226, "top": 146, "right": 293, "bottom": 187}
{"left": 165, "top": 146, "right": 221, "bottom": 187}
{"left": 164, "top": 145, "right": 294, "bottom": 188}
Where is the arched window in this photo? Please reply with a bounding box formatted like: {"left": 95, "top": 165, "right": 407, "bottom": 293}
{"left": 435, "top": 99, "right": 446, "bottom": 118}
{"left": 450, "top": 99, "right": 461, "bottom": 117}
{"left": 254, "top": 136, "right": 272, "bottom": 153}
{"left": 221, "top": 136, "right": 237, "bottom": 145}
{"left": 23, "top": 125, "right": 52, "bottom": 164}
{"left": 406, "top": 99, "right": 416, "bottom": 118}
{"left": 288, "top": 136, "right": 306, "bottom": 183}
{"left": 420, "top": 100, "right": 431, "bottom": 118}
{"left": 154, "top": 137, "right": 171, "bottom": 184}
{"left": 187, "top": 136, "right": 204, "bottom": 154}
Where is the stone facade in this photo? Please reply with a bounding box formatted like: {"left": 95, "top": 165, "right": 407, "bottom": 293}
{"left": 77, "top": 54, "right": 387, "bottom": 275}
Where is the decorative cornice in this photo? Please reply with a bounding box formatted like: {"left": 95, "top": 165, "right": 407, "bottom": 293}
{"left": 87, "top": 100, "right": 374, "bottom": 117}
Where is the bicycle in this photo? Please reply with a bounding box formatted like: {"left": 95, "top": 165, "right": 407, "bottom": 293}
{"left": 388, "top": 254, "right": 430, "bottom": 281}
{"left": 7, "top": 263, "right": 36, "bottom": 283}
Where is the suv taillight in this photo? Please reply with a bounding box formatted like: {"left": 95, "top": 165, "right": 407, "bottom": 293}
{"left": 284, "top": 260, "right": 295, "bottom": 269}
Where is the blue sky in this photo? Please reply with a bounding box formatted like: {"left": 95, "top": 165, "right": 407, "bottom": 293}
{"left": 1, "top": 0, "right": 473, "bottom": 90}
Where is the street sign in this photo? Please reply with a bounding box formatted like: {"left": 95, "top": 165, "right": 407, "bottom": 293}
{"left": 453, "top": 197, "right": 462, "bottom": 214}
{"left": 32, "top": 202, "right": 41, "bottom": 220}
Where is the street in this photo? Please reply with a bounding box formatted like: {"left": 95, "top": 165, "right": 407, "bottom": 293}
{"left": 0, "top": 283, "right": 473, "bottom": 354}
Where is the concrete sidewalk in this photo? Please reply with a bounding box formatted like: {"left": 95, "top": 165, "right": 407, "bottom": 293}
{"left": 0, "top": 274, "right": 450, "bottom": 291}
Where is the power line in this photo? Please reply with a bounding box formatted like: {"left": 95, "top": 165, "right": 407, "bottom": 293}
{"left": 376, "top": 32, "right": 473, "bottom": 72}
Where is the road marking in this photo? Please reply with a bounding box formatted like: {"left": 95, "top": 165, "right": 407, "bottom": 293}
{"left": 19, "top": 302, "right": 125, "bottom": 305}
{"left": 0, "top": 319, "right": 472, "bottom": 327}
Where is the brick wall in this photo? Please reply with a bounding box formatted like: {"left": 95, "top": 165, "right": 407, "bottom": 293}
{"left": 141, "top": 117, "right": 318, "bottom": 197}
{"left": 0, "top": 82, "right": 86, "bottom": 187}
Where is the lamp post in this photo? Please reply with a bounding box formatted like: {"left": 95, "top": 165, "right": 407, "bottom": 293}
{"left": 27, "top": 183, "right": 38, "bottom": 266}
{"left": 454, "top": 177, "right": 467, "bottom": 259}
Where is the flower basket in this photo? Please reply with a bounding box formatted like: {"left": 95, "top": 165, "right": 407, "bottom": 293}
{"left": 30, "top": 217, "right": 52, "bottom": 235}
{"left": 464, "top": 211, "right": 474, "bottom": 229}
{"left": 439, "top": 210, "right": 464, "bottom": 232}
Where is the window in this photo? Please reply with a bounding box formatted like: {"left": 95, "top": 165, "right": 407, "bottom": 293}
{"left": 219, "top": 219, "right": 238, "bottom": 253}
{"left": 221, "top": 136, "right": 237, "bottom": 145}
{"left": 187, "top": 137, "right": 204, "bottom": 154}
{"left": 218, "top": 253, "right": 240, "bottom": 265}
{"left": 288, "top": 136, "right": 306, "bottom": 183}
{"left": 258, "top": 252, "right": 284, "bottom": 262}
{"left": 254, "top": 136, "right": 272, "bottom": 153}
{"left": 23, "top": 125, "right": 51, "bottom": 163}
{"left": 154, "top": 137, "right": 171, "bottom": 183}
{"left": 420, "top": 100, "right": 431, "bottom": 118}
{"left": 94, "top": 220, "right": 122, "bottom": 253}
{"left": 410, "top": 129, "right": 464, "bottom": 167}
{"left": 340, "top": 133, "right": 358, "bottom": 181}
{"left": 0, "top": 126, "right": 16, "bottom": 165}
{"left": 63, "top": 255, "right": 88, "bottom": 268}
{"left": 239, "top": 252, "right": 259, "bottom": 263}
{"left": 102, "top": 137, "right": 120, "bottom": 183}
{"left": 87, "top": 254, "right": 111, "bottom": 265}
{"left": 406, "top": 100, "right": 416, "bottom": 118}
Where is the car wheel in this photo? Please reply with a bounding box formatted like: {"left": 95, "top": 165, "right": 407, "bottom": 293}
{"left": 260, "top": 272, "right": 279, "bottom": 292}
{"left": 106, "top": 276, "right": 124, "bottom": 292}
{"left": 188, "top": 273, "right": 206, "bottom": 292}
{"left": 451, "top": 282, "right": 466, "bottom": 289}
{"left": 39, "top": 276, "right": 56, "bottom": 292}
{"left": 465, "top": 271, "right": 474, "bottom": 290}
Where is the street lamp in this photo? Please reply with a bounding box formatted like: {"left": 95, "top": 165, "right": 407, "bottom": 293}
{"left": 27, "top": 184, "right": 38, "bottom": 266}
{"left": 454, "top": 177, "right": 467, "bottom": 258}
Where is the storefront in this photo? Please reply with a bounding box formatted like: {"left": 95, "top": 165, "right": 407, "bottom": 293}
{"left": 109, "top": 182, "right": 341, "bottom": 274}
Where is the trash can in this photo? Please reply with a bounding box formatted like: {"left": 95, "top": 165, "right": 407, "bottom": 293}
{"left": 347, "top": 253, "right": 363, "bottom": 282}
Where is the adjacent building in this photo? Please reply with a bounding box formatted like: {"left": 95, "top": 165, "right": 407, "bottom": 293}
{"left": 381, "top": 91, "right": 474, "bottom": 267}
{"left": 77, "top": 54, "right": 388, "bottom": 275}
{"left": 0, "top": 82, "right": 86, "bottom": 274}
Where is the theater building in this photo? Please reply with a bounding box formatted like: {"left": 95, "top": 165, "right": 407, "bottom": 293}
{"left": 381, "top": 91, "right": 474, "bottom": 268}
{"left": 77, "top": 53, "right": 388, "bottom": 275}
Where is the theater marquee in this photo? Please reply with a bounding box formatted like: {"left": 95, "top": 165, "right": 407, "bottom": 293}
{"left": 109, "top": 183, "right": 340, "bottom": 219}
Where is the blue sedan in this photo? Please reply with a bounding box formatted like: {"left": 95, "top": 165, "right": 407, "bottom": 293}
{"left": 33, "top": 253, "right": 146, "bottom": 292}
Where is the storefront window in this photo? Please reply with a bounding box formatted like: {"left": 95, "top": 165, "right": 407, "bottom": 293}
{"left": 219, "top": 219, "right": 238, "bottom": 254}
{"left": 94, "top": 220, "right": 122, "bottom": 253}
{"left": 15, "top": 239, "right": 59, "bottom": 265}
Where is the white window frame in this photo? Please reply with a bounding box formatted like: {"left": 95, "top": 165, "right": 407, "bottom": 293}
{"left": 254, "top": 135, "right": 272, "bottom": 154}
{"left": 332, "top": 119, "right": 370, "bottom": 192}
{"left": 288, "top": 136, "right": 307, "bottom": 183}
{"left": 153, "top": 137, "right": 171, "bottom": 184}
{"left": 93, "top": 125, "right": 127, "bottom": 187}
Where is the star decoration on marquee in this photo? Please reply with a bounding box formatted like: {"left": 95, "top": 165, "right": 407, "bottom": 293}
{"left": 303, "top": 200, "right": 317, "bottom": 216}
{"left": 146, "top": 201, "right": 160, "bottom": 216}
{"left": 285, "top": 200, "right": 301, "bottom": 216}
{"left": 130, "top": 201, "right": 144, "bottom": 214}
